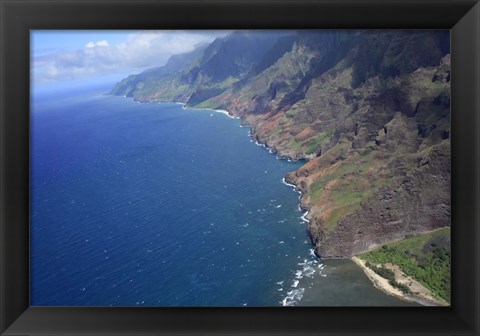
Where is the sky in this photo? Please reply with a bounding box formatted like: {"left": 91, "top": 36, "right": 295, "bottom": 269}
{"left": 31, "top": 30, "right": 230, "bottom": 88}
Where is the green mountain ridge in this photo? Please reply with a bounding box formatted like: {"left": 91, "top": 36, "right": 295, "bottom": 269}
{"left": 111, "top": 30, "right": 451, "bottom": 259}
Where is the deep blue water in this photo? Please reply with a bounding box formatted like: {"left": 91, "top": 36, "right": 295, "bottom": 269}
{"left": 31, "top": 85, "right": 413, "bottom": 306}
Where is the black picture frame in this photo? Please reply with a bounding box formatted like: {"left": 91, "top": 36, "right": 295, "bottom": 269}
{"left": 1, "top": 0, "right": 479, "bottom": 335}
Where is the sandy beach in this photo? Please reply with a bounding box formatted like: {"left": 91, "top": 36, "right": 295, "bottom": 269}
{"left": 351, "top": 256, "right": 448, "bottom": 306}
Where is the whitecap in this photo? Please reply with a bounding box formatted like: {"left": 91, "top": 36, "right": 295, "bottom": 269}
{"left": 303, "top": 265, "right": 315, "bottom": 278}
{"left": 301, "top": 211, "right": 310, "bottom": 223}
{"left": 281, "top": 177, "right": 296, "bottom": 188}
{"left": 281, "top": 288, "right": 305, "bottom": 306}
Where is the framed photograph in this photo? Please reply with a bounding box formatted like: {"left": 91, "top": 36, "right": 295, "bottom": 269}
{"left": 1, "top": 0, "right": 479, "bottom": 335}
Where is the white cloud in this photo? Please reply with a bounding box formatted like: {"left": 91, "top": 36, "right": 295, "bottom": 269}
{"left": 33, "top": 31, "right": 229, "bottom": 83}
{"left": 96, "top": 40, "right": 109, "bottom": 47}
{"left": 85, "top": 40, "right": 110, "bottom": 48}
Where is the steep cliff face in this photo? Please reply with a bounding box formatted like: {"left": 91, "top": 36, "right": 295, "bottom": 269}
{"left": 111, "top": 30, "right": 451, "bottom": 258}
{"left": 283, "top": 53, "right": 451, "bottom": 258}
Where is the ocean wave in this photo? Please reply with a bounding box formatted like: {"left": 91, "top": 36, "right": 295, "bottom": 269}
{"left": 281, "top": 177, "right": 296, "bottom": 189}
{"left": 181, "top": 104, "right": 236, "bottom": 119}
{"left": 255, "top": 140, "right": 267, "bottom": 148}
{"left": 213, "top": 109, "right": 236, "bottom": 119}
{"left": 281, "top": 288, "right": 305, "bottom": 306}
{"left": 280, "top": 256, "right": 326, "bottom": 306}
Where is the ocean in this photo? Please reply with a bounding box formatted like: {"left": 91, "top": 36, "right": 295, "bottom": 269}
{"left": 30, "top": 84, "right": 414, "bottom": 306}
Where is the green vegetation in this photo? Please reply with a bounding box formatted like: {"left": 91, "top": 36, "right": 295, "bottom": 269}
{"left": 289, "top": 139, "right": 303, "bottom": 150}
{"left": 308, "top": 145, "right": 383, "bottom": 231}
{"left": 365, "top": 262, "right": 411, "bottom": 294}
{"left": 359, "top": 228, "right": 451, "bottom": 302}
{"left": 323, "top": 191, "right": 364, "bottom": 231}
{"left": 192, "top": 100, "right": 218, "bottom": 109}
{"left": 304, "top": 132, "right": 331, "bottom": 154}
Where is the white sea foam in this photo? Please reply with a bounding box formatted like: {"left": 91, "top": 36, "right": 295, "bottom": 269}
{"left": 281, "top": 256, "right": 325, "bottom": 305}
{"left": 281, "top": 177, "right": 297, "bottom": 189}
{"left": 213, "top": 109, "right": 235, "bottom": 119}
{"left": 182, "top": 104, "right": 236, "bottom": 119}
{"left": 255, "top": 141, "right": 267, "bottom": 148}
{"left": 281, "top": 288, "right": 305, "bottom": 306}
{"left": 303, "top": 265, "right": 315, "bottom": 278}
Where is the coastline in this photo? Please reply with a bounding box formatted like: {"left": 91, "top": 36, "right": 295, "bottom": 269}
{"left": 181, "top": 103, "right": 239, "bottom": 120}
{"left": 182, "top": 101, "right": 449, "bottom": 307}
{"left": 351, "top": 256, "right": 448, "bottom": 306}
{"left": 126, "top": 97, "right": 427, "bottom": 307}
{"left": 179, "top": 101, "right": 317, "bottom": 306}
{"left": 182, "top": 102, "right": 312, "bottom": 216}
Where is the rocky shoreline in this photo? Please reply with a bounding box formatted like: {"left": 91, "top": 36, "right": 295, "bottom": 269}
{"left": 202, "top": 107, "right": 324, "bottom": 259}
{"left": 113, "top": 30, "right": 451, "bottom": 261}
{"left": 122, "top": 96, "right": 450, "bottom": 305}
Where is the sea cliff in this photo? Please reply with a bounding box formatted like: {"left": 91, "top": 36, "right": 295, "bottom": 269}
{"left": 111, "top": 30, "right": 451, "bottom": 259}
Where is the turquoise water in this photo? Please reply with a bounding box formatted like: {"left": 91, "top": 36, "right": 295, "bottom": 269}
{"left": 30, "top": 85, "right": 413, "bottom": 306}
